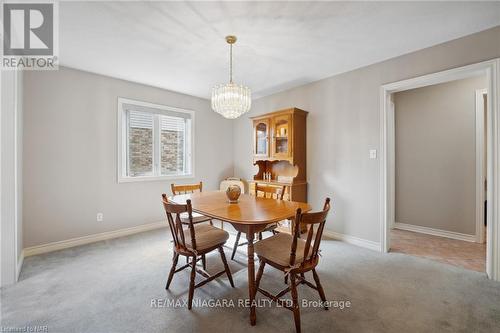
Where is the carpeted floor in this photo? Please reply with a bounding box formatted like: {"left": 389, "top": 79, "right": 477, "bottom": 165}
{"left": 1, "top": 228, "right": 500, "bottom": 333}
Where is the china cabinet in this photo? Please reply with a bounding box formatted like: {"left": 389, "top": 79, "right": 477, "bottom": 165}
{"left": 249, "top": 108, "right": 308, "bottom": 204}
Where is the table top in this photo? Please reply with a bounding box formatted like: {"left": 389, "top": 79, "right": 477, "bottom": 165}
{"left": 169, "top": 191, "right": 311, "bottom": 225}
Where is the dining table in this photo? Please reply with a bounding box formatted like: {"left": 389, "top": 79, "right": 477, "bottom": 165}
{"left": 169, "top": 190, "right": 311, "bottom": 326}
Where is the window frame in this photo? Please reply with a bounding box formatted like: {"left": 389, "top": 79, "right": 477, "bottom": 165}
{"left": 117, "top": 97, "right": 195, "bottom": 183}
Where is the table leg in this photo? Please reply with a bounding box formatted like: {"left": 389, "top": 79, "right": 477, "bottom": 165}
{"left": 246, "top": 228, "right": 257, "bottom": 326}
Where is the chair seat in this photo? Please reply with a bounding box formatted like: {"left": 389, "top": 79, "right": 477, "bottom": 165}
{"left": 254, "top": 233, "right": 310, "bottom": 267}
{"left": 183, "top": 224, "right": 229, "bottom": 252}
{"left": 180, "top": 212, "right": 212, "bottom": 224}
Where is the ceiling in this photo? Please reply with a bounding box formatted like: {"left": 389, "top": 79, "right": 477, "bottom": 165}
{"left": 59, "top": 1, "right": 500, "bottom": 99}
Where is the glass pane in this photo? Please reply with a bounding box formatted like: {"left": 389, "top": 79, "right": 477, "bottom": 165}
{"left": 128, "top": 111, "right": 154, "bottom": 176}
{"left": 256, "top": 122, "right": 267, "bottom": 155}
{"left": 160, "top": 115, "right": 186, "bottom": 175}
{"left": 274, "top": 118, "right": 289, "bottom": 154}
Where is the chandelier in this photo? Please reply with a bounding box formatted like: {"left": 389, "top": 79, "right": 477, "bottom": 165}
{"left": 211, "top": 35, "right": 251, "bottom": 119}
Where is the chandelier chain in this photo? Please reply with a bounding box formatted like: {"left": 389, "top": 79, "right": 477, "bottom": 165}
{"left": 229, "top": 43, "right": 233, "bottom": 83}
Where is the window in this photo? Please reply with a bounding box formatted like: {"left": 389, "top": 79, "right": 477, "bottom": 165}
{"left": 118, "top": 98, "right": 193, "bottom": 182}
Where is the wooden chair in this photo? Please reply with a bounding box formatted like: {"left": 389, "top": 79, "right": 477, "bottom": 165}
{"left": 231, "top": 184, "right": 286, "bottom": 260}
{"left": 161, "top": 194, "right": 234, "bottom": 310}
{"left": 254, "top": 198, "right": 331, "bottom": 333}
{"left": 171, "top": 182, "right": 213, "bottom": 226}
{"left": 171, "top": 181, "right": 204, "bottom": 195}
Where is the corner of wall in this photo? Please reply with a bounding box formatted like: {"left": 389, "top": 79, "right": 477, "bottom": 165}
{"left": 1, "top": 69, "right": 24, "bottom": 286}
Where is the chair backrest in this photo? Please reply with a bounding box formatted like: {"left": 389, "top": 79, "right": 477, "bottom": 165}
{"left": 161, "top": 194, "right": 196, "bottom": 251}
{"left": 171, "top": 181, "right": 203, "bottom": 195}
{"left": 255, "top": 183, "right": 286, "bottom": 200}
{"left": 290, "top": 198, "right": 331, "bottom": 267}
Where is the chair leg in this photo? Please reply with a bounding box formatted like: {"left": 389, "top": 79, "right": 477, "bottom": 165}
{"left": 290, "top": 274, "right": 301, "bottom": 333}
{"left": 258, "top": 232, "right": 263, "bottom": 240}
{"left": 218, "top": 247, "right": 235, "bottom": 287}
{"left": 255, "top": 260, "right": 266, "bottom": 296}
{"left": 209, "top": 219, "right": 213, "bottom": 226}
{"left": 272, "top": 229, "right": 277, "bottom": 235}
{"left": 188, "top": 255, "right": 196, "bottom": 310}
{"left": 312, "top": 269, "right": 328, "bottom": 310}
{"left": 201, "top": 254, "right": 207, "bottom": 271}
{"left": 165, "top": 252, "right": 179, "bottom": 290}
{"left": 231, "top": 232, "right": 241, "bottom": 260}
{"left": 285, "top": 274, "right": 288, "bottom": 285}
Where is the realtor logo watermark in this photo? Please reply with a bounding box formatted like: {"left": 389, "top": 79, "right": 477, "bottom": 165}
{"left": 1, "top": 1, "right": 58, "bottom": 70}
{"left": 151, "top": 297, "right": 352, "bottom": 310}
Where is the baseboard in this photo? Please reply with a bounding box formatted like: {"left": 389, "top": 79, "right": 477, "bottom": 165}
{"left": 394, "top": 222, "right": 476, "bottom": 243}
{"left": 323, "top": 230, "right": 381, "bottom": 252}
{"left": 24, "top": 221, "right": 166, "bottom": 257}
{"left": 16, "top": 250, "right": 24, "bottom": 281}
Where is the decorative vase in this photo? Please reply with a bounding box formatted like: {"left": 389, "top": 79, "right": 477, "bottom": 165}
{"left": 226, "top": 184, "right": 241, "bottom": 203}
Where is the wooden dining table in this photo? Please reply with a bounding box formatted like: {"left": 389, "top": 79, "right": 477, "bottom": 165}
{"left": 169, "top": 190, "right": 311, "bottom": 326}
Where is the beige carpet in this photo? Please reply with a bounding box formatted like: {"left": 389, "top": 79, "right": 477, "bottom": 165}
{"left": 1, "top": 228, "right": 500, "bottom": 332}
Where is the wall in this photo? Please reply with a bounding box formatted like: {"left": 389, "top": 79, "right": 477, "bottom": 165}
{"left": 16, "top": 72, "right": 23, "bottom": 269}
{"left": 394, "top": 76, "right": 487, "bottom": 235}
{"left": 1, "top": 70, "right": 23, "bottom": 287}
{"left": 233, "top": 26, "right": 500, "bottom": 244}
{"left": 23, "top": 67, "right": 233, "bottom": 247}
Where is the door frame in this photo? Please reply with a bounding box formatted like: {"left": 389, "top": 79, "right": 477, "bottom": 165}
{"left": 476, "top": 88, "right": 488, "bottom": 244}
{"left": 379, "top": 59, "right": 500, "bottom": 280}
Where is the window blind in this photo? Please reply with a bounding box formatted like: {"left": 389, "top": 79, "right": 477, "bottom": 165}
{"left": 160, "top": 115, "right": 185, "bottom": 132}
{"left": 128, "top": 111, "right": 153, "bottom": 129}
{"left": 122, "top": 103, "right": 191, "bottom": 119}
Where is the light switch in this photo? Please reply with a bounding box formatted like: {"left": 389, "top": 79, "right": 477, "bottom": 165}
{"left": 369, "top": 149, "right": 377, "bottom": 159}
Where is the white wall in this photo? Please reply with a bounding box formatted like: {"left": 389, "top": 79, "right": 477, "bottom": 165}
{"left": 1, "top": 70, "right": 23, "bottom": 287}
{"left": 23, "top": 67, "right": 233, "bottom": 248}
{"left": 233, "top": 26, "right": 500, "bottom": 244}
{"left": 394, "top": 76, "right": 487, "bottom": 235}
{"left": 16, "top": 73, "right": 23, "bottom": 268}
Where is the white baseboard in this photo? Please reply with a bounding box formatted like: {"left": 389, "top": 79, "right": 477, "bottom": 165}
{"left": 16, "top": 250, "right": 24, "bottom": 281}
{"left": 24, "top": 221, "right": 166, "bottom": 257}
{"left": 323, "top": 230, "right": 381, "bottom": 252}
{"left": 394, "top": 222, "right": 476, "bottom": 243}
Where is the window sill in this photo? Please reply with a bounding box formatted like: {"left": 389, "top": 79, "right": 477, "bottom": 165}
{"left": 118, "top": 174, "right": 194, "bottom": 183}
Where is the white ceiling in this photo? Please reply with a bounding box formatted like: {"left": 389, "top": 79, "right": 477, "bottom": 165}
{"left": 59, "top": 1, "right": 500, "bottom": 99}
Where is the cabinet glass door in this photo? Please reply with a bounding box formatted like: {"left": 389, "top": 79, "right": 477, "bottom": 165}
{"left": 254, "top": 121, "right": 269, "bottom": 157}
{"left": 272, "top": 115, "right": 291, "bottom": 158}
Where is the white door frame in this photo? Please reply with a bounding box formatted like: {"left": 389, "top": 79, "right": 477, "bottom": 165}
{"left": 380, "top": 59, "right": 500, "bottom": 281}
{"left": 476, "top": 89, "right": 487, "bottom": 244}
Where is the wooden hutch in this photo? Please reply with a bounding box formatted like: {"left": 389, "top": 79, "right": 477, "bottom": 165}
{"left": 249, "top": 108, "right": 308, "bottom": 203}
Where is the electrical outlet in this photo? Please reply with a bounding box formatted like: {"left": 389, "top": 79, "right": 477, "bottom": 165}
{"left": 96, "top": 213, "right": 104, "bottom": 222}
{"left": 369, "top": 149, "right": 377, "bottom": 159}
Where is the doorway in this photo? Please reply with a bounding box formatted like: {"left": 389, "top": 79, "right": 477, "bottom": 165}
{"left": 380, "top": 59, "right": 500, "bottom": 281}
{"left": 389, "top": 76, "right": 487, "bottom": 272}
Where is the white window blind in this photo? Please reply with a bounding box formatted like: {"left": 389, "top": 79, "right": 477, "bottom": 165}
{"left": 118, "top": 98, "right": 193, "bottom": 182}
{"left": 129, "top": 111, "right": 153, "bottom": 129}
{"left": 161, "top": 115, "right": 185, "bottom": 132}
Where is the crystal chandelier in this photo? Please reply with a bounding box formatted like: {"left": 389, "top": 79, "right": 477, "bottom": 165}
{"left": 211, "top": 35, "right": 251, "bottom": 119}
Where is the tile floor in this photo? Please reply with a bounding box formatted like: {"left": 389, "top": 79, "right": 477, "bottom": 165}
{"left": 390, "top": 229, "right": 486, "bottom": 272}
